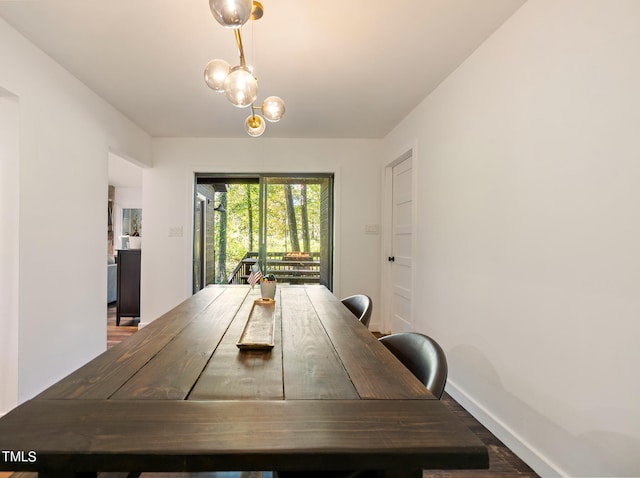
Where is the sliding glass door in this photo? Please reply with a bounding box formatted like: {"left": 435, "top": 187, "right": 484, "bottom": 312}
{"left": 194, "top": 173, "right": 333, "bottom": 292}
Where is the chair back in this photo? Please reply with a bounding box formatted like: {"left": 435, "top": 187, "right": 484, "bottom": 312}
{"left": 379, "top": 332, "right": 448, "bottom": 399}
{"left": 340, "top": 294, "right": 373, "bottom": 328}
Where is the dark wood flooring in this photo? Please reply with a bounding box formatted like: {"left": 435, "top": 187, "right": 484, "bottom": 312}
{"left": 105, "top": 305, "right": 539, "bottom": 478}
{"left": 107, "top": 302, "right": 138, "bottom": 349}
{"left": 425, "top": 395, "right": 539, "bottom": 478}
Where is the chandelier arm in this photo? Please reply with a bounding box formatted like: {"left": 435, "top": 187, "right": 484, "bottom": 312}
{"left": 234, "top": 29, "right": 247, "bottom": 67}
{"left": 251, "top": 103, "right": 265, "bottom": 117}
{"left": 206, "top": 1, "right": 282, "bottom": 136}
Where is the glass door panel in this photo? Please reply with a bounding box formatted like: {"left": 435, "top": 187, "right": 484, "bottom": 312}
{"left": 213, "top": 181, "right": 260, "bottom": 283}
{"left": 262, "top": 175, "right": 333, "bottom": 289}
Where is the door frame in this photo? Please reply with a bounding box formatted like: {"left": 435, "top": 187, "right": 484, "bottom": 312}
{"left": 381, "top": 147, "right": 418, "bottom": 334}
{"left": 193, "top": 192, "right": 207, "bottom": 293}
{"left": 193, "top": 173, "right": 335, "bottom": 292}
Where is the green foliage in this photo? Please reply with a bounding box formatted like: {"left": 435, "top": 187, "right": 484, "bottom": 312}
{"left": 266, "top": 183, "right": 321, "bottom": 253}
{"left": 215, "top": 184, "right": 259, "bottom": 280}
{"left": 213, "top": 181, "right": 322, "bottom": 281}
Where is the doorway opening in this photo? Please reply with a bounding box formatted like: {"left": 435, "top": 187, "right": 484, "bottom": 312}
{"left": 194, "top": 174, "right": 334, "bottom": 293}
{"left": 107, "top": 152, "right": 144, "bottom": 340}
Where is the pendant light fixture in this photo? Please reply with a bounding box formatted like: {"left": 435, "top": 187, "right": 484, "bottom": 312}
{"left": 204, "top": 0, "right": 285, "bottom": 137}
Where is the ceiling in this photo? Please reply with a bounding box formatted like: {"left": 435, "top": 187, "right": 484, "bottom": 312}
{"left": 0, "top": 0, "right": 526, "bottom": 139}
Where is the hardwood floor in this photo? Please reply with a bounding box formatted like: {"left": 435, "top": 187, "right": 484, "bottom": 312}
{"left": 107, "top": 303, "right": 138, "bottom": 349}
{"left": 102, "top": 306, "right": 539, "bottom": 477}
{"left": 427, "top": 394, "right": 539, "bottom": 478}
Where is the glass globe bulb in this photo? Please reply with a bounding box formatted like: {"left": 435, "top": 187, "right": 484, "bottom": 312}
{"left": 261, "top": 96, "right": 286, "bottom": 122}
{"left": 209, "top": 0, "right": 252, "bottom": 28}
{"left": 224, "top": 66, "right": 258, "bottom": 108}
{"left": 245, "top": 114, "right": 266, "bottom": 137}
{"left": 204, "top": 59, "right": 230, "bottom": 92}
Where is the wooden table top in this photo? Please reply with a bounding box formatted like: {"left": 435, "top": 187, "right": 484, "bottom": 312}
{"left": 0, "top": 285, "right": 488, "bottom": 476}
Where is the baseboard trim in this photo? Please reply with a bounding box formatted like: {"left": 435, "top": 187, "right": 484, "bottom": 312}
{"left": 445, "top": 379, "right": 564, "bottom": 478}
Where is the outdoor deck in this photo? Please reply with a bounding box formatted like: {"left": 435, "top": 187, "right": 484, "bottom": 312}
{"left": 227, "top": 251, "right": 320, "bottom": 285}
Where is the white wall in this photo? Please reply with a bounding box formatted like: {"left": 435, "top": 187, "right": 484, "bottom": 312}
{"left": 382, "top": 1, "right": 640, "bottom": 476}
{"left": 0, "top": 18, "right": 151, "bottom": 404}
{"left": 0, "top": 91, "right": 20, "bottom": 415}
{"left": 142, "top": 138, "right": 382, "bottom": 328}
{"left": 114, "top": 187, "right": 143, "bottom": 209}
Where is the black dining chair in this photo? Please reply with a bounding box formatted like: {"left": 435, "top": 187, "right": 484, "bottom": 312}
{"left": 378, "top": 332, "right": 448, "bottom": 399}
{"left": 340, "top": 294, "right": 372, "bottom": 328}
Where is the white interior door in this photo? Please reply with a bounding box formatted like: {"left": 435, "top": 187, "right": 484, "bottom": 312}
{"left": 389, "top": 155, "right": 413, "bottom": 333}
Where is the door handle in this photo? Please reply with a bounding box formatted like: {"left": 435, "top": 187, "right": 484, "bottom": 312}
{"left": 388, "top": 256, "right": 395, "bottom": 262}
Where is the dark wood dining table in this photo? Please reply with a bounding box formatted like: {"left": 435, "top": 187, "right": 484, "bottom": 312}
{"left": 0, "top": 285, "right": 488, "bottom": 478}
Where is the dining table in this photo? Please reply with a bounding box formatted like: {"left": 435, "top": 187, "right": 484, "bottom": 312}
{"left": 0, "top": 284, "right": 489, "bottom": 478}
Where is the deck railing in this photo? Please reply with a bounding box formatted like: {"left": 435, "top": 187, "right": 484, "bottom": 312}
{"left": 227, "top": 251, "right": 321, "bottom": 285}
